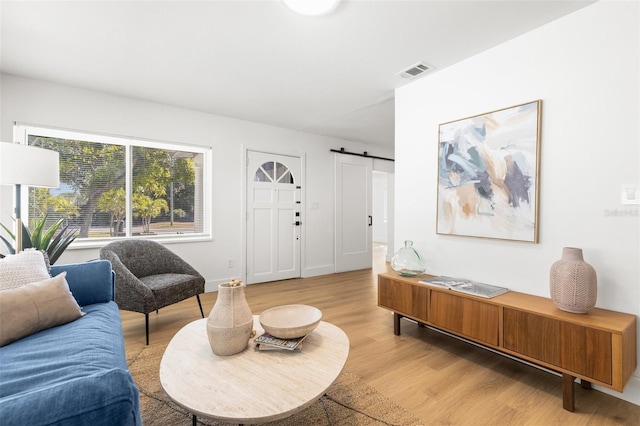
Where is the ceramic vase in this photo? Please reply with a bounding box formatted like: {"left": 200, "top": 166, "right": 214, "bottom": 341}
{"left": 206, "top": 280, "right": 253, "bottom": 356}
{"left": 391, "top": 240, "right": 427, "bottom": 277}
{"left": 549, "top": 247, "right": 597, "bottom": 314}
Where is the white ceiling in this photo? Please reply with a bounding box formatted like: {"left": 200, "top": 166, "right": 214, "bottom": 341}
{"left": 0, "top": 1, "right": 594, "bottom": 148}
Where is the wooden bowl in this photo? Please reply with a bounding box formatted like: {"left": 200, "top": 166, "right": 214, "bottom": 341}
{"left": 259, "top": 305, "right": 322, "bottom": 339}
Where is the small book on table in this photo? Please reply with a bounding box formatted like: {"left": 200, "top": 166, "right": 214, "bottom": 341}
{"left": 254, "top": 332, "right": 308, "bottom": 351}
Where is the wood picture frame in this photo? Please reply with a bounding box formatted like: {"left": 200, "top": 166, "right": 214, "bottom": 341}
{"left": 436, "top": 100, "right": 542, "bottom": 242}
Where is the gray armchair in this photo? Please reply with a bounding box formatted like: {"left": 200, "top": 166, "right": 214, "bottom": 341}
{"left": 99, "top": 239, "right": 205, "bottom": 345}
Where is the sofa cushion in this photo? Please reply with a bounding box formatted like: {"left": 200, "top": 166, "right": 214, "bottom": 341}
{"left": 0, "top": 368, "right": 141, "bottom": 426}
{"left": 0, "top": 249, "right": 50, "bottom": 290}
{"left": 0, "top": 301, "right": 141, "bottom": 425}
{"left": 0, "top": 272, "right": 84, "bottom": 347}
{"left": 51, "top": 260, "right": 114, "bottom": 306}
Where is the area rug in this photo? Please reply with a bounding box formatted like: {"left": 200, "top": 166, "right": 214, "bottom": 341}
{"left": 126, "top": 345, "right": 424, "bottom": 426}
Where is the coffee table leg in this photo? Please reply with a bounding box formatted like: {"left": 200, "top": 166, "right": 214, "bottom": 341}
{"left": 192, "top": 414, "right": 244, "bottom": 426}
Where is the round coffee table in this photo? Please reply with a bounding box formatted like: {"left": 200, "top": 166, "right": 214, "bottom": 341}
{"left": 160, "top": 316, "right": 349, "bottom": 425}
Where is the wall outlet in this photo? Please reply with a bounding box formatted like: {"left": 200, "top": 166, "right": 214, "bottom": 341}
{"left": 227, "top": 259, "right": 234, "bottom": 268}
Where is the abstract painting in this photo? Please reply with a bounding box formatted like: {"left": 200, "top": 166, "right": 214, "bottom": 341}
{"left": 436, "top": 100, "right": 542, "bottom": 242}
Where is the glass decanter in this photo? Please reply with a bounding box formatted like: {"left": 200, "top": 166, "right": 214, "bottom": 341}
{"left": 391, "top": 240, "right": 426, "bottom": 277}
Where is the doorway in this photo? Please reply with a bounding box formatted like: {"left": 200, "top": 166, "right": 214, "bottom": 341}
{"left": 334, "top": 154, "right": 394, "bottom": 273}
{"left": 246, "top": 150, "right": 302, "bottom": 284}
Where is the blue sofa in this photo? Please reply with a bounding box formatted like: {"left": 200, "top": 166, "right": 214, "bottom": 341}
{"left": 0, "top": 260, "right": 142, "bottom": 426}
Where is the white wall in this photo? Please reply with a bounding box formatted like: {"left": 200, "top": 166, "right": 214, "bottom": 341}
{"left": 395, "top": 1, "right": 639, "bottom": 404}
{"left": 0, "top": 74, "right": 392, "bottom": 289}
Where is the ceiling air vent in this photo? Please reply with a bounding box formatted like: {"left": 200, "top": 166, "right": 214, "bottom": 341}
{"left": 396, "top": 61, "right": 433, "bottom": 79}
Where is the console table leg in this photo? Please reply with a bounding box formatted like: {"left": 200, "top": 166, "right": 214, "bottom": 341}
{"left": 562, "top": 374, "right": 576, "bottom": 412}
{"left": 581, "top": 379, "right": 592, "bottom": 390}
{"left": 393, "top": 312, "right": 402, "bottom": 336}
{"left": 192, "top": 414, "right": 197, "bottom": 426}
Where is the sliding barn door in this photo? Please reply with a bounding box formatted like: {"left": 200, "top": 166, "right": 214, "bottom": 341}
{"left": 334, "top": 154, "right": 372, "bottom": 272}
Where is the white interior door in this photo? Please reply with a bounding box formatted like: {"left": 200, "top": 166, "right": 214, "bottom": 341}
{"left": 246, "top": 151, "right": 301, "bottom": 284}
{"left": 335, "top": 154, "right": 372, "bottom": 272}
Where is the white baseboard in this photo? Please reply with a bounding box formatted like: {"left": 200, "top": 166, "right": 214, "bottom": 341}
{"left": 203, "top": 265, "right": 335, "bottom": 292}
{"left": 594, "top": 374, "right": 640, "bottom": 405}
{"left": 204, "top": 266, "right": 336, "bottom": 293}
{"left": 204, "top": 278, "right": 236, "bottom": 293}
{"left": 302, "top": 265, "right": 335, "bottom": 278}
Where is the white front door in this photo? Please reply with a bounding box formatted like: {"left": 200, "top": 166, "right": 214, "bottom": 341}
{"left": 246, "top": 151, "right": 301, "bottom": 284}
{"left": 334, "top": 154, "right": 372, "bottom": 272}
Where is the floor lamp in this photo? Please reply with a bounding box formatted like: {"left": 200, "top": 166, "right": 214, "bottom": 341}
{"left": 0, "top": 142, "right": 60, "bottom": 252}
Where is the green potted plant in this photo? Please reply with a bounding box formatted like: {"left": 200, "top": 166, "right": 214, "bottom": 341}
{"left": 0, "top": 215, "right": 77, "bottom": 264}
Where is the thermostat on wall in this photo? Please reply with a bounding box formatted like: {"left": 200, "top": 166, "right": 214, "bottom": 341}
{"left": 621, "top": 184, "right": 640, "bottom": 205}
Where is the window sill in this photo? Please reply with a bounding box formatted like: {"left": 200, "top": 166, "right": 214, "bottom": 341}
{"left": 67, "top": 234, "right": 213, "bottom": 250}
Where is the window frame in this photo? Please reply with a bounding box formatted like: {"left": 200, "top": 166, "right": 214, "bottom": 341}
{"left": 13, "top": 123, "right": 213, "bottom": 248}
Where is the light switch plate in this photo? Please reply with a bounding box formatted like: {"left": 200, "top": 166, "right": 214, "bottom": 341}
{"left": 621, "top": 184, "right": 640, "bottom": 205}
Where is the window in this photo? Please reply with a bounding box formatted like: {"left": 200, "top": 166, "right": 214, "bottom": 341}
{"left": 14, "top": 124, "right": 211, "bottom": 242}
{"left": 253, "top": 161, "right": 294, "bottom": 184}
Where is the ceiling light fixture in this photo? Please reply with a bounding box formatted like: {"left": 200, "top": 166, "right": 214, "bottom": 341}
{"left": 282, "top": 0, "right": 341, "bottom": 16}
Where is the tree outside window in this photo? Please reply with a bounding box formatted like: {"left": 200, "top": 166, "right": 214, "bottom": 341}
{"left": 22, "top": 127, "right": 208, "bottom": 240}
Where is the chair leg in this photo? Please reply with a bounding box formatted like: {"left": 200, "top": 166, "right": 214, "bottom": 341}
{"left": 197, "top": 294, "right": 204, "bottom": 318}
{"left": 145, "top": 313, "right": 150, "bottom": 346}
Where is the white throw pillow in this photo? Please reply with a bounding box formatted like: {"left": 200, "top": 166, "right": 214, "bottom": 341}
{"left": 0, "top": 249, "right": 51, "bottom": 290}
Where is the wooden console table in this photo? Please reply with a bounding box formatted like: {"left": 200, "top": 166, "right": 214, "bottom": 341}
{"left": 378, "top": 271, "right": 637, "bottom": 412}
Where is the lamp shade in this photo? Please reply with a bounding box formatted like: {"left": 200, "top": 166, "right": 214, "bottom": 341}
{"left": 0, "top": 142, "right": 60, "bottom": 188}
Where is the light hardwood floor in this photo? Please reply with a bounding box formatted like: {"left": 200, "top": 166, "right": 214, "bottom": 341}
{"left": 121, "top": 244, "right": 639, "bottom": 425}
